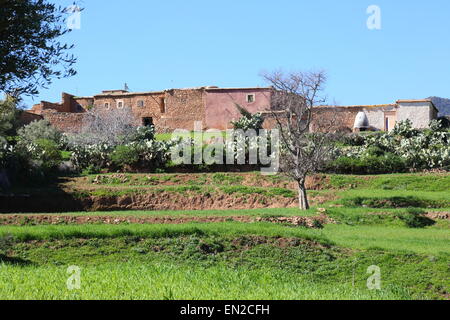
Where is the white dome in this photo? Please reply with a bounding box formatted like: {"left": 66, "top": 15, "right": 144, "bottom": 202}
{"left": 354, "top": 112, "right": 369, "bottom": 129}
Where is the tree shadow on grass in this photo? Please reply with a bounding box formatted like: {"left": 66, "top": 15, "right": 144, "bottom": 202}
{"left": 0, "top": 254, "right": 34, "bottom": 266}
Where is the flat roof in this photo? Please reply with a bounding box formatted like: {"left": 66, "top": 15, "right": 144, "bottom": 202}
{"left": 396, "top": 99, "right": 432, "bottom": 103}
{"left": 396, "top": 99, "right": 438, "bottom": 112}
{"left": 316, "top": 104, "right": 397, "bottom": 109}
{"left": 94, "top": 91, "right": 165, "bottom": 97}
{"left": 92, "top": 86, "right": 272, "bottom": 97}
{"left": 204, "top": 87, "right": 272, "bottom": 91}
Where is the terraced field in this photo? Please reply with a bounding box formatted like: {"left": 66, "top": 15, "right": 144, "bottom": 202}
{"left": 0, "top": 172, "right": 449, "bottom": 299}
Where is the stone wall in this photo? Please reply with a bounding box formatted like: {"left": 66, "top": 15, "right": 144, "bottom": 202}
{"left": 89, "top": 89, "right": 205, "bottom": 133}
{"left": 311, "top": 107, "right": 360, "bottom": 132}
{"left": 163, "top": 89, "right": 205, "bottom": 131}
{"left": 93, "top": 92, "right": 166, "bottom": 129}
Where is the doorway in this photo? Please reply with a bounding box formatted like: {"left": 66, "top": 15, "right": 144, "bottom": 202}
{"left": 384, "top": 112, "right": 396, "bottom": 131}
{"left": 142, "top": 117, "right": 154, "bottom": 127}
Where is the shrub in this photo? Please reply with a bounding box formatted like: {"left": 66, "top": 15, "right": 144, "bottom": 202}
{"left": 70, "top": 143, "right": 113, "bottom": 172}
{"left": 328, "top": 157, "right": 364, "bottom": 174}
{"left": 30, "top": 139, "right": 63, "bottom": 171}
{"left": 111, "top": 145, "right": 140, "bottom": 168}
{"left": 129, "top": 126, "right": 155, "bottom": 142}
{"left": 81, "top": 165, "right": 101, "bottom": 176}
{"left": 395, "top": 208, "right": 435, "bottom": 228}
{"left": 17, "top": 120, "right": 62, "bottom": 147}
{"left": 391, "top": 119, "right": 419, "bottom": 138}
{"left": 364, "top": 154, "right": 407, "bottom": 174}
{"left": 343, "top": 196, "right": 447, "bottom": 208}
{"left": 333, "top": 120, "right": 450, "bottom": 172}
{"left": 4, "top": 138, "right": 64, "bottom": 185}
{"left": 0, "top": 142, "right": 13, "bottom": 169}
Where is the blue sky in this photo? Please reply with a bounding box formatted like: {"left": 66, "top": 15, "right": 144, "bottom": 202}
{"left": 23, "top": 0, "right": 450, "bottom": 108}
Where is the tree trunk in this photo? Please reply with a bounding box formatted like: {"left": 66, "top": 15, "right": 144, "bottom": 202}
{"left": 297, "top": 181, "right": 309, "bottom": 210}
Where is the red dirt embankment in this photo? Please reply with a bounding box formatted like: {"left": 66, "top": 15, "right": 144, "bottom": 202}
{"left": 0, "top": 173, "right": 336, "bottom": 213}
{"left": 0, "top": 192, "right": 302, "bottom": 213}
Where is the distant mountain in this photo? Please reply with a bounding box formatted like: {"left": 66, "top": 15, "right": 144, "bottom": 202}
{"left": 428, "top": 97, "right": 450, "bottom": 116}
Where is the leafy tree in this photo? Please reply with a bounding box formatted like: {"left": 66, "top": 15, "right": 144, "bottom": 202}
{"left": 0, "top": 96, "right": 20, "bottom": 142}
{"left": 0, "top": 0, "right": 78, "bottom": 96}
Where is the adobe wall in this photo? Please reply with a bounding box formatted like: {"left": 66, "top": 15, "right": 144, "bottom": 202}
{"left": 31, "top": 101, "right": 62, "bottom": 114}
{"left": 74, "top": 97, "right": 94, "bottom": 110}
{"left": 311, "top": 108, "right": 361, "bottom": 132}
{"left": 31, "top": 93, "right": 87, "bottom": 114}
{"left": 93, "top": 92, "right": 166, "bottom": 129}
{"left": 397, "top": 102, "right": 435, "bottom": 129}
{"left": 204, "top": 88, "right": 272, "bottom": 130}
{"left": 42, "top": 110, "right": 85, "bottom": 133}
{"left": 312, "top": 105, "right": 401, "bottom": 132}
{"left": 162, "top": 89, "right": 205, "bottom": 131}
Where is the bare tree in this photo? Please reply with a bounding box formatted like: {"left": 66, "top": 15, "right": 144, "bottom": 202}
{"left": 262, "top": 70, "right": 339, "bottom": 210}
{"left": 69, "top": 107, "right": 138, "bottom": 146}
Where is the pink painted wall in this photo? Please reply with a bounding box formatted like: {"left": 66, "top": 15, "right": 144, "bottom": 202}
{"left": 204, "top": 88, "right": 272, "bottom": 130}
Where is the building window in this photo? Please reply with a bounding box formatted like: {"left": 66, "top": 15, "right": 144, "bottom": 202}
{"left": 142, "top": 117, "right": 153, "bottom": 127}
{"left": 104, "top": 102, "right": 110, "bottom": 110}
{"left": 137, "top": 100, "right": 144, "bottom": 108}
{"left": 117, "top": 101, "right": 124, "bottom": 109}
{"left": 247, "top": 94, "right": 255, "bottom": 103}
{"left": 160, "top": 97, "right": 166, "bottom": 113}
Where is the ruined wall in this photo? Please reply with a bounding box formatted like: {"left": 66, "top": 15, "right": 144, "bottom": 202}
{"left": 18, "top": 111, "right": 43, "bottom": 126}
{"left": 74, "top": 97, "right": 94, "bottom": 110}
{"left": 31, "top": 93, "right": 87, "bottom": 115}
{"left": 204, "top": 88, "right": 272, "bottom": 130}
{"left": 31, "top": 101, "right": 62, "bottom": 114}
{"left": 42, "top": 110, "right": 85, "bottom": 133}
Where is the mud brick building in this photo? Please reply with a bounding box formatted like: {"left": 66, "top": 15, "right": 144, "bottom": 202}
{"left": 29, "top": 87, "right": 272, "bottom": 133}
{"left": 27, "top": 86, "right": 438, "bottom": 133}
{"left": 313, "top": 100, "right": 438, "bottom": 132}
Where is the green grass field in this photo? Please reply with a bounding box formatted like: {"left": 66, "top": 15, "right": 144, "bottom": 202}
{"left": 0, "top": 173, "right": 449, "bottom": 300}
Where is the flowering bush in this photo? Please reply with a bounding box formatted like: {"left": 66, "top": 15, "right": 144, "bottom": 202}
{"left": 111, "top": 139, "right": 173, "bottom": 171}
{"left": 129, "top": 126, "right": 155, "bottom": 142}
{"left": 231, "top": 113, "right": 264, "bottom": 131}
{"left": 70, "top": 125, "right": 176, "bottom": 172}
{"left": 231, "top": 103, "right": 264, "bottom": 131}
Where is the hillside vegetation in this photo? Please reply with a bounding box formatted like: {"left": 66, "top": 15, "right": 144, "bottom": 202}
{"left": 0, "top": 172, "right": 449, "bottom": 300}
